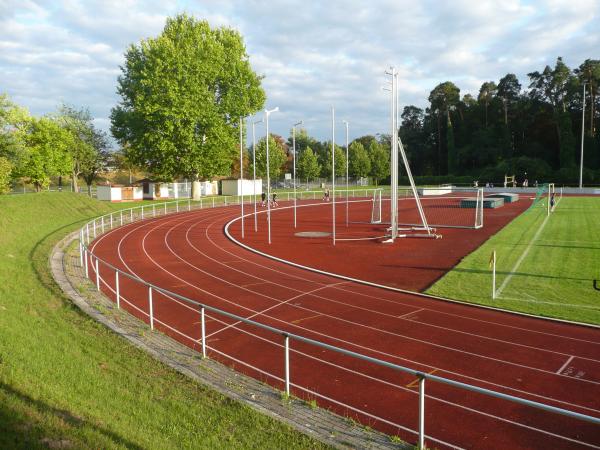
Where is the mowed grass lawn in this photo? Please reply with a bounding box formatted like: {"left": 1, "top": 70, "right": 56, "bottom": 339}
{"left": 427, "top": 196, "right": 600, "bottom": 325}
{"left": 0, "top": 193, "right": 328, "bottom": 449}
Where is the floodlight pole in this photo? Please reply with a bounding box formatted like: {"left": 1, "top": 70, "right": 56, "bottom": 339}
{"left": 292, "top": 120, "right": 303, "bottom": 228}
{"left": 343, "top": 120, "right": 349, "bottom": 227}
{"left": 579, "top": 82, "right": 586, "bottom": 190}
{"left": 252, "top": 118, "right": 263, "bottom": 232}
{"left": 265, "top": 107, "right": 279, "bottom": 244}
{"left": 332, "top": 106, "right": 336, "bottom": 246}
{"left": 239, "top": 117, "right": 245, "bottom": 239}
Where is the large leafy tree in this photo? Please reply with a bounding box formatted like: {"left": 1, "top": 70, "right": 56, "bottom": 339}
{"left": 575, "top": 59, "right": 600, "bottom": 136}
{"left": 0, "top": 94, "right": 30, "bottom": 173}
{"left": 111, "top": 14, "right": 265, "bottom": 191}
{"left": 251, "top": 135, "right": 287, "bottom": 180}
{"left": 21, "top": 117, "right": 73, "bottom": 191}
{"left": 368, "top": 141, "right": 389, "bottom": 185}
{"left": 81, "top": 129, "right": 111, "bottom": 195}
{"left": 296, "top": 146, "right": 321, "bottom": 183}
{"left": 348, "top": 141, "right": 370, "bottom": 178}
{"left": 321, "top": 144, "right": 346, "bottom": 178}
{"left": 0, "top": 156, "right": 12, "bottom": 193}
{"left": 478, "top": 81, "right": 497, "bottom": 128}
{"left": 428, "top": 82, "right": 460, "bottom": 174}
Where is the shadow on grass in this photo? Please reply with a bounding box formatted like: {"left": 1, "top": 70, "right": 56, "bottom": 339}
{"left": 0, "top": 381, "right": 143, "bottom": 449}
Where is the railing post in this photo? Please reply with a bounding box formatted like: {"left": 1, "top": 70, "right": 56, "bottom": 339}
{"left": 148, "top": 286, "right": 154, "bottom": 330}
{"left": 176, "top": 201, "right": 179, "bottom": 213}
{"left": 93, "top": 220, "right": 96, "bottom": 239}
{"left": 188, "top": 199, "right": 191, "bottom": 211}
{"left": 84, "top": 249, "right": 88, "bottom": 278}
{"left": 201, "top": 306, "right": 206, "bottom": 358}
{"left": 200, "top": 199, "right": 203, "bottom": 209}
{"left": 115, "top": 270, "right": 120, "bottom": 308}
{"left": 95, "top": 258, "right": 100, "bottom": 291}
{"left": 86, "top": 223, "right": 90, "bottom": 244}
{"left": 110, "top": 213, "right": 113, "bottom": 229}
{"left": 130, "top": 208, "right": 133, "bottom": 223}
{"left": 101, "top": 216, "right": 105, "bottom": 234}
{"left": 153, "top": 204, "right": 156, "bottom": 217}
{"left": 141, "top": 206, "right": 144, "bottom": 220}
{"left": 418, "top": 375, "right": 425, "bottom": 450}
{"left": 212, "top": 198, "right": 215, "bottom": 208}
{"left": 79, "top": 230, "right": 84, "bottom": 267}
{"left": 120, "top": 210, "right": 123, "bottom": 226}
{"left": 284, "top": 334, "right": 290, "bottom": 396}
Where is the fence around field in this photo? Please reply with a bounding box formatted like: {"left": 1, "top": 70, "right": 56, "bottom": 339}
{"left": 77, "top": 193, "right": 600, "bottom": 449}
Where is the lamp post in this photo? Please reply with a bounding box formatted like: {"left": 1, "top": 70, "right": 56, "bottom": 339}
{"left": 342, "top": 120, "right": 349, "bottom": 227}
{"left": 292, "top": 120, "right": 303, "bottom": 228}
{"left": 580, "top": 82, "right": 587, "bottom": 190}
{"left": 252, "top": 118, "right": 263, "bottom": 232}
{"left": 239, "top": 117, "right": 245, "bottom": 238}
{"left": 332, "top": 106, "right": 336, "bottom": 246}
{"left": 265, "top": 107, "right": 279, "bottom": 244}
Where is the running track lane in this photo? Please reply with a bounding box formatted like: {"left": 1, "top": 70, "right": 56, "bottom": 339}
{"left": 88, "top": 204, "right": 600, "bottom": 450}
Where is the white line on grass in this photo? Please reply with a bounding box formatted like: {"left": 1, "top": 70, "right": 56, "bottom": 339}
{"left": 495, "top": 213, "right": 550, "bottom": 298}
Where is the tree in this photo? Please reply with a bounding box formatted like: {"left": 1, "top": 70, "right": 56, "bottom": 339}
{"left": 296, "top": 146, "right": 321, "bottom": 183}
{"left": 111, "top": 14, "right": 265, "bottom": 195}
{"left": 321, "top": 144, "right": 346, "bottom": 178}
{"left": 348, "top": 141, "right": 370, "bottom": 179}
{"left": 428, "top": 82, "right": 460, "bottom": 174}
{"left": 81, "top": 128, "right": 111, "bottom": 195}
{"left": 575, "top": 59, "right": 600, "bottom": 136}
{"left": 0, "top": 156, "right": 12, "bottom": 193}
{"left": 56, "top": 104, "right": 96, "bottom": 192}
{"left": 368, "top": 141, "right": 389, "bottom": 185}
{"left": 478, "top": 81, "right": 497, "bottom": 128}
{"left": 0, "top": 94, "right": 30, "bottom": 174}
{"left": 251, "top": 135, "right": 287, "bottom": 180}
{"left": 22, "top": 117, "right": 73, "bottom": 191}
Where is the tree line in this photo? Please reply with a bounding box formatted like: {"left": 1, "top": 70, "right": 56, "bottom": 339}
{"left": 400, "top": 57, "right": 600, "bottom": 184}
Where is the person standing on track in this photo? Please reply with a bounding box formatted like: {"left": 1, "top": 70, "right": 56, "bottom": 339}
{"left": 271, "top": 192, "right": 278, "bottom": 207}
{"left": 261, "top": 192, "right": 266, "bottom": 207}
{"left": 323, "top": 188, "right": 330, "bottom": 202}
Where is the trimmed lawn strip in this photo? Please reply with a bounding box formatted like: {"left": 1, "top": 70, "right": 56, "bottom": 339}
{"left": 427, "top": 197, "right": 600, "bottom": 325}
{"left": 0, "top": 192, "right": 329, "bottom": 449}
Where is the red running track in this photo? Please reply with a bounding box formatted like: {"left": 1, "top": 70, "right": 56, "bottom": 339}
{"left": 88, "top": 202, "right": 600, "bottom": 450}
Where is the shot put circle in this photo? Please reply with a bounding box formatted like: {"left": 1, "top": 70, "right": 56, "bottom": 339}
{"left": 294, "top": 231, "right": 332, "bottom": 238}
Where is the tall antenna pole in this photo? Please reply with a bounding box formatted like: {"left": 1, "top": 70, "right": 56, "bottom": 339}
{"left": 579, "top": 82, "right": 586, "bottom": 190}
{"left": 332, "top": 106, "right": 336, "bottom": 246}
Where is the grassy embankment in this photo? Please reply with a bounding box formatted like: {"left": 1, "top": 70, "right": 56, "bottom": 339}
{"left": 428, "top": 196, "right": 600, "bottom": 325}
{"left": 0, "top": 192, "right": 328, "bottom": 449}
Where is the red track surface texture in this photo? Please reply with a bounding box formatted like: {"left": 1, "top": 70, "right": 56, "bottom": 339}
{"left": 89, "top": 201, "right": 600, "bottom": 450}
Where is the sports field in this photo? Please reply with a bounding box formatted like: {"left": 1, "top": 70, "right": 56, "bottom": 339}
{"left": 428, "top": 196, "right": 600, "bottom": 325}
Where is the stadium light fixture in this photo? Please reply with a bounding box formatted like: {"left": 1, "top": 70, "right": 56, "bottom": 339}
{"left": 292, "top": 120, "right": 303, "bottom": 228}
{"left": 252, "top": 118, "right": 264, "bottom": 232}
{"left": 580, "top": 82, "right": 587, "bottom": 190}
{"left": 265, "top": 107, "right": 279, "bottom": 244}
{"left": 342, "top": 120, "right": 349, "bottom": 227}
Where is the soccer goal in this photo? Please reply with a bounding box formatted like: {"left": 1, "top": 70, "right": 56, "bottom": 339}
{"left": 504, "top": 174, "right": 516, "bottom": 188}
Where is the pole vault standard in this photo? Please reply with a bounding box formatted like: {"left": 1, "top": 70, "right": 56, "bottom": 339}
{"left": 239, "top": 117, "right": 245, "bottom": 238}
{"left": 332, "top": 106, "right": 336, "bottom": 246}
{"left": 252, "top": 118, "right": 263, "bottom": 232}
{"left": 265, "top": 107, "right": 279, "bottom": 245}
{"left": 292, "top": 120, "right": 303, "bottom": 228}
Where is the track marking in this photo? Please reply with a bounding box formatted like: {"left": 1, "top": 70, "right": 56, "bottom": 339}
{"left": 398, "top": 308, "right": 424, "bottom": 319}
{"left": 291, "top": 313, "right": 323, "bottom": 324}
{"left": 495, "top": 212, "right": 549, "bottom": 298}
{"left": 557, "top": 356, "right": 575, "bottom": 374}
{"left": 406, "top": 369, "right": 438, "bottom": 388}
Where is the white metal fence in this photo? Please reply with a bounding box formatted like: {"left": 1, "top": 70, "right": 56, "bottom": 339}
{"left": 77, "top": 195, "right": 600, "bottom": 449}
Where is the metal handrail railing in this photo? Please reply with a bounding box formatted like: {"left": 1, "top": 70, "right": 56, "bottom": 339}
{"left": 78, "top": 195, "right": 600, "bottom": 450}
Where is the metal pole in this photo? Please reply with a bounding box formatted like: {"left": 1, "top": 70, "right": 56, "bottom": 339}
{"left": 95, "top": 258, "right": 100, "bottom": 291}
{"left": 579, "top": 82, "right": 586, "bottom": 189}
{"left": 101, "top": 216, "right": 105, "bottom": 234}
{"left": 84, "top": 248, "right": 88, "bottom": 278}
{"left": 293, "top": 120, "right": 303, "bottom": 228}
{"left": 148, "top": 286, "right": 154, "bottom": 330}
{"left": 240, "top": 117, "right": 245, "bottom": 238}
{"left": 120, "top": 210, "right": 123, "bottom": 226}
{"left": 492, "top": 250, "right": 496, "bottom": 299}
{"left": 79, "top": 230, "right": 84, "bottom": 267}
{"left": 115, "top": 270, "right": 120, "bottom": 309}
{"left": 332, "top": 106, "right": 336, "bottom": 246}
{"left": 252, "top": 119, "right": 262, "bottom": 232}
{"left": 418, "top": 376, "right": 425, "bottom": 450}
{"left": 284, "top": 334, "right": 290, "bottom": 396}
{"left": 343, "top": 120, "right": 349, "bottom": 227}
{"left": 265, "top": 107, "right": 279, "bottom": 245}
{"left": 201, "top": 306, "right": 206, "bottom": 358}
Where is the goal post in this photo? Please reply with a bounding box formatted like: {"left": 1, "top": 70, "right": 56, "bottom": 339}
{"left": 371, "top": 189, "right": 382, "bottom": 224}
{"left": 474, "top": 188, "right": 484, "bottom": 228}
{"left": 504, "top": 174, "right": 516, "bottom": 188}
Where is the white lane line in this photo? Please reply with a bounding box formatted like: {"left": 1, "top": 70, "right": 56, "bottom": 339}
{"left": 398, "top": 308, "right": 424, "bottom": 319}
{"left": 495, "top": 212, "right": 549, "bottom": 298}
{"left": 557, "top": 355, "right": 575, "bottom": 374}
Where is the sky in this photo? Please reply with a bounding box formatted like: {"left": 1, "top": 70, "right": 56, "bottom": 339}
{"left": 1, "top": 0, "right": 599, "bottom": 145}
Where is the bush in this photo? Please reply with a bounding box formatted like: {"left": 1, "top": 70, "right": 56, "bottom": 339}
{"left": 0, "top": 157, "right": 13, "bottom": 194}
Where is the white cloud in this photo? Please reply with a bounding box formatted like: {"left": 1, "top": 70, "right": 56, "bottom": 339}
{"left": 0, "top": 0, "right": 598, "bottom": 143}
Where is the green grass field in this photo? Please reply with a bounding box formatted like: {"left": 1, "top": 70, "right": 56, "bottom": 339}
{"left": 0, "top": 192, "right": 328, "bottom": 449}
{"left": 427, "top": 196, "right": 600, "bottom": 325}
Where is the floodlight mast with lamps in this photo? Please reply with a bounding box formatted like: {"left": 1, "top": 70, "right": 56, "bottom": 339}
{"left": 342, "top": 120, "right": 349, "bottom": 227}
{"left": 292, "top": 120, "right": 303, "bottom": 228}
{"left": 252, "top": 118, "right": 263, "bottom": 232}
{"left": 265, "top": 107, "right": 279, "bottom": 245}
{"left": 580, "top": 82, "right": 586, "bottom": 189}
{"left": 239, "top": 117, "right": 245, "bottom": 238}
